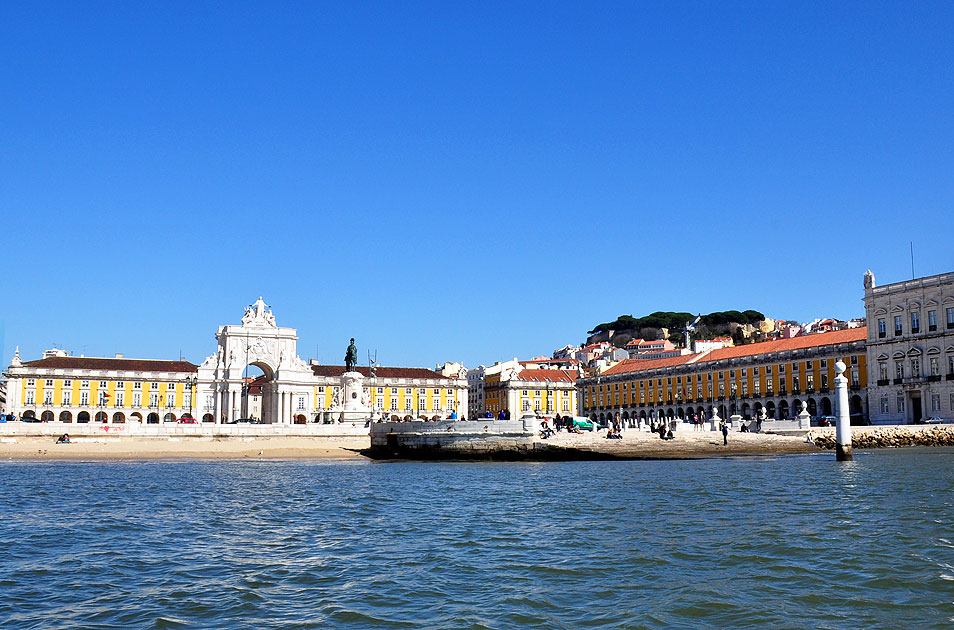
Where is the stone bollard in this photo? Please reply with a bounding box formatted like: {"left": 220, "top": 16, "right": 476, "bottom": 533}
{"left": 833, "top": 360, "right": 853, "bottom": 461}
{"left": 710, "top": 408, "right": 721, "bottom": 432}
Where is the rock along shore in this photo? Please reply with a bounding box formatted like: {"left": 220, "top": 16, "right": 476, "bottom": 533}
{"left": 808, "top": 425, "right": 954, "bottom": 450}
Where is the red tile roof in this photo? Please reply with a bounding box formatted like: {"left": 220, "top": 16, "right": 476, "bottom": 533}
{"left": 513, "top": 369, "right": 578, "bottom": 383}
{"left": 21, "top": 357, "right": 198, "bottom": 373}
{"left": 599, "top": 327, "right": 866, "bottom": 378}
{"left": 310, "top": 365, "right": 447, "bottom": 379}
{"left": 698, "top": 327, "right": 866, "bottom": 364}
{"left": 601, "top": 354, "right": 696, "bottom": 376}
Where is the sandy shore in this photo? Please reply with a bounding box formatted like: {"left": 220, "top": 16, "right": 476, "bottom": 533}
{"left": 0, "top": 436, "right": 369, "bottom": 460}
{"left": 0, "top": 428, "right": 822, "bottom": 461}
{"left": 535, "top": 427, "right": 818, "bottom": 459}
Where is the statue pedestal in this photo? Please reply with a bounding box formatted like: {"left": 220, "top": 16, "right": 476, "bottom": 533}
{"left": 341, "top": 371, "right": 367, "bottom": 412}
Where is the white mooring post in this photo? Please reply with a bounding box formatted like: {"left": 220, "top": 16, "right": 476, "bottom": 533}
{"left": 833, "top": 360, "right": 853, "bottom": 461}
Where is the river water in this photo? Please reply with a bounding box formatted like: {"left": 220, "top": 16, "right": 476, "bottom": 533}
{"left": 2, "top": 449, "right": 953, "bottom": 629}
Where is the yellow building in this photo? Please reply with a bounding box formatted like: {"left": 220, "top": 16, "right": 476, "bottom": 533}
{"left": 483, "top": 368, "right": 578, "bottom": 418}
{"left": 580, "top": 327, "right": 868, "bottom": 425}
{"left": 5, "top": 349, "right": 198, "bottom": 423}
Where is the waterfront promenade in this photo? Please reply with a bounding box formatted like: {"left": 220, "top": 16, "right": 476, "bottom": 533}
{"left": 2, "top": 421, "right": 951, "bottom": 460}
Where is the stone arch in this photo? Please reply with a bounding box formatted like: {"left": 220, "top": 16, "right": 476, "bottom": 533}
{"left": 677, "top": 407, "right": 684, "bottom": 419}
{"left": 766, "top": 401, "right": 776, "bottom": 419}
{"left": 147, "top": 412, "right": 159, "bottom": 424}
{"left": 203, "top": 413, "right": 214, "bottom": 423}
{"left": 59, "top": 410, "right": 72, "bottom": 423}
{"left": 131, "top": 412, "right": 143, "bottom": 422}
{"left": 820, "top": 397, "right": 832, "bottom": 416}
{"left": 294, "top": 414, "right": 307, "bottom": 424}
{"left": 807, "top": 398, "right": 817, "bottom": 416}
{"left": 112, "top": 412, "right": 125, "bottom": 423}
{"left": 718, "top": 404, "right": 727, "bottom": 418}
{"left": 95, "top": 411, "right": 108, "bottom": 423}
{"left": 622, "top": 411, "right": 630, "bottom": 420}
{"left": 778, "top": 400, "right": 789, "bottom": 419}
{"left": 78, "top": 411, "right": 90, "bottom": 423}
{"left": 741, "top": 403, "right": 751, "bottom": 418}
{"left": 41, "top": 410, "right": 54, "bottom": 422}
{"left": 163, "top": 412, "right": 177, "bottom": 422}
{"left": 23, "top": 410, "right": 36, "bottom": 419}
{"left": 639, "top": 410, "right": 647, "bottom": 420}
{"left": 792, "top": 399, "right": 803, "bottom": 415}
{"left": 753, "top": 401, "right": 763, "bottom": 413}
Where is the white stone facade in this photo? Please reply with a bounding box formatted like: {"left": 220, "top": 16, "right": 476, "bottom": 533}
{"left": 864, "top": 270, "right": 954, "bottom": 424}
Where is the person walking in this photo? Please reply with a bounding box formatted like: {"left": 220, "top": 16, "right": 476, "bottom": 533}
{"left": 721, "top": 419, "right": 729, "bottom": 446}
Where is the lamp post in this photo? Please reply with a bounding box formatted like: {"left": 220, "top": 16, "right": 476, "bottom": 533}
{"left": 184, "top": 375, "right": 197, "bottom": 418}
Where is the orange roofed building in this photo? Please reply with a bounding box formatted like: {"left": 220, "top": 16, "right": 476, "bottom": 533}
{"left": 579, "top": 327, "right": 868, "bottom": 426}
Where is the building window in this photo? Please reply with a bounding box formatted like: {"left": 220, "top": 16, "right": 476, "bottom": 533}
{"left": 949, "top": 355, "right": 954, "bottom": 375}
{"left": 377, "top": 398, "right": 384, "bottom": 410}
{"left": 929, "top": 310, "right": 937, "bottom": 331}
{"left": 432, "top": 397, "right": 440, "bottom": 410}
{"left": 45, "top": 379, "right": 54, "bottom": 387}
{"left": 821, "top": 374, "right": 828, "bottom": 389}
{"left": 522, "top": 400, "right": 530, "bottom": 411}
{"left": 64, "top": 380, "right": 71, "bottom": 387}
{"left": 134, "top": 382, "right": 141, "bottom": 389}
{"left": 851, "top": 370, "right": 859, "bottom": 387}
{"left": 390, "top": 399, "right": 398, "bottom": 411}
{"left": 793, "top": 375, "right": 800, "bottom": 391}
{"left": 911, "top": 312, "right": 920, "bottom": 333}
{"left": 100, "top": 381, "right": 107, "bottom": 388}
{"left": 27, "top": 379, "right": 35, "bottom": 386}
{"left": 879, "top": 362, "right": 887, "bottom": 381}
{"left": 911, "top": 358, "right": 921, "bottom": 377}
{"left": 877, "top": 318, "right": 886, "bottom": 337}
{"left": 297, "top": 397, "right": 305, "bottom": 410}
{"left": 807, "top": 372, "right": 815, "bottom": 390}
{"left": 168, "top": 383, "right": 176, "bottom": 390}
{"left": 44, "top": 391, "right": 53, "bottom": 405}
{"left": 880, "top": 397, "right": 889, "bottom": 414}
{"left": 947, "top": 307, "right": 954, "bottom": 329}
{"left": 895, "top": 315, "right": 903, "bottom": 336}
{"left": 80, "top": 392, "right": 89, "bottom": 406}
{"left": 134, "top": 393, "right": 142, "bottom": 407}
{"left": 166, "top": 393, "right": 175, "bottom": 408}
{"left": 754, "top": 381, "right": 761, "bottom": 396}
{"left": 931, "top": 394, "right": 941, "bottom": 412}
{"left": 63, "top": 392, "right": 71, "bottom": 406}
{"left": 741, "top": 382, "right": 748, "bottom": 396}
{"left": 895, "top": 361, "right": 904, "bottom": 379}
{"left": 897, "top": 395, "right": 905, "bottom": 413}
{"left": 25, "top": 391, "right": 35, "bottom": 404}
{"left": 930, "top": 357, "right": 939, "bottom": 376}
{"left": 99, "top": 392, "right": 108, "bottom": 406}
{"left": 150, "top": 393, "right": 159, "bottom": 408}
{"left": 81, "top": 380, "right": 89, "bottom": 388}
{"left": 418, "top": 398, "right": 426, "bottom": 411}
{"left": 116, "top": 392, "right": 124, "bottom": 406}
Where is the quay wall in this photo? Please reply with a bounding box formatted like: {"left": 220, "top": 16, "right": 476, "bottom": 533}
{"left": 369, "top": 419, "right": 535, "bottom": 458}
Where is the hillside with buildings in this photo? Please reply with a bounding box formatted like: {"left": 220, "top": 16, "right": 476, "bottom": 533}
{"left": 586, "top": 310, "right": 767, "bottom": 348}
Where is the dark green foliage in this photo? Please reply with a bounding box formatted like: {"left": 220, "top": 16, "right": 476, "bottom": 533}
{"left": 588, "top": 310, "right": 764, "bottom": 336}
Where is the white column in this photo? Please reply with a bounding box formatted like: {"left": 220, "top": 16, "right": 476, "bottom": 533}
{"left": 834, "top": 361, "right": 853, "bottom": 461}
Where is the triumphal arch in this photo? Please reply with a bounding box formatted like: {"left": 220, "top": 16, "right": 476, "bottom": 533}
{"left": 197, "top": 297, "right": 314, "bottom": 424}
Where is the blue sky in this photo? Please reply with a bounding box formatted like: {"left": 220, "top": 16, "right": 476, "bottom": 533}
{"left": 2, "top": 2, "right": 953, "bottom": 370}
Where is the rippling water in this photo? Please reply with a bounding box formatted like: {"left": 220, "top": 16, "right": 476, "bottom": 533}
{"left": 2, "top": 449, "right": 954, "bottom": 629}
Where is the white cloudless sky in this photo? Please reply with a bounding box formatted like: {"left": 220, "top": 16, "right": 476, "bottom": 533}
{"left": 2, "top": 2, "right": 953, "bottom": 369}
